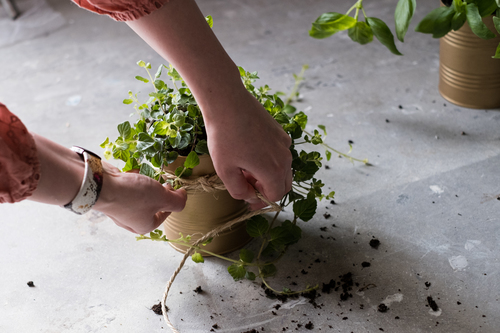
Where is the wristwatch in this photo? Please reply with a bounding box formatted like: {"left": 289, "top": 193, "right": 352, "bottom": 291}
{"left": 63, "top": 146, "right": 104, "bottom": 215}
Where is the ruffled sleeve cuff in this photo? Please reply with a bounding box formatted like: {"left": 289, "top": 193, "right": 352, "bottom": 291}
{"left": 0, "top": 104, "right": 41, "bottom": 203}
{"left": 72, "top": 0, "right": 170, "bottom": 22}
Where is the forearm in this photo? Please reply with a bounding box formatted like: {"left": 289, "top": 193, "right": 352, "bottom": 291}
{"left": 125, "top": 0, "right": 244, "bottom": 122}
{"left": 29, "top": 134, "right": 83, "bottom": 205}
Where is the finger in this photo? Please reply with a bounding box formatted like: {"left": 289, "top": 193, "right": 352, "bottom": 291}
{"left": 153, "top": 211, "right": 171, "bottom": 228}
{"left": 160, "top": 185, "right": 187, "bottom": 212}
{"left": 219, "top": 168, "right": 258, "bottom": 202}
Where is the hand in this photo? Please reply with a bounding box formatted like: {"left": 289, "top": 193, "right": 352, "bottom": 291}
{"left": 204, "top": 88, "right": 293, "bottom": 210}
{"left": 93, "top": 162, "right": 187, "bottom": 234}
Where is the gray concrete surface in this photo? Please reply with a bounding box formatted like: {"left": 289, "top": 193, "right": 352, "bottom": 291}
{"left": 1, "top": 0, "right": 499, "bottom": 332}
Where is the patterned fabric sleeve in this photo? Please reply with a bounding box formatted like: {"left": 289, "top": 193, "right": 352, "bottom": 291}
{"left": 0, "top": 104, "right": 41, "bottom": 203}
{"left": 72, "top": 0, "right": 170, "bottom": 22}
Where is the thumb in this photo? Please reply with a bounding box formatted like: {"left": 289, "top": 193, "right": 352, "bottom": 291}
{"left": 160, "top": 184, "right": 187, "bottom": 212}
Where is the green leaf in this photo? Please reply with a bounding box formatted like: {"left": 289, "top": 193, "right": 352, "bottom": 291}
{"left": 317, "top": 125, "right": 327, "bottom": 136}
{"left": 280, "top": 220, "right": 302, "bottom": 245}
{"left": 260, "top": 264, "right": 277, "bottom": 278}
{"left": 309, "top": 12, "right": 357, "bottom": 39}
{"left": 293, "top": 194, "right": 317, "bottom": 222}
{"left": 137, "top": 60, "right": 147, "bottom": 68}
{"left": 166, "top": 151, "right": 179, "bottom": 164}
{"left": 415, "top": 7, "right": 449, "bottom": 34}
{"left": 493, "top": 15, "right": 500, "bottom": 34}
{"left": 432, "top": 5, "right": 455, "bottom": 38}
{"left": 184, "top": 151, "right": 200, "bottom": 169}
{"left": 175, "top": 166, "right": 185, "bottom": 177}
{"left": 325, "top": 150, "right": 332, "bottom": 161}
{"left": 135, "top": 75, "right": 149, "bottom": 83}
{"left": 136, "top": 132, "right": 155, "bottom": 151}
{"left": 239, "top": 249, "right": 254, "bottom": 263}
{"left": 348, "top": 21, "right": 374, "bottom": 45}
{"left": 192, "top": 252, "right": 204, "bottom": 263}
{"left": 123, "top": 98, "right": 133, "bottom": 104}
{"left": 100, "top": 137, "right": 109, "bottom": 148}
{"left": 205, "top": 15, "right": 214, "bottom": 28}
{"left": 155, "top": 64, "right": 163, "bottom": 79}
{"left": 195, "top": 140, "right": 210, "bottom": 155}
{"left": 395, "top": 0, "right": 416, "bottom": 42}
{"left": 451, "top": 11, "right": 467, "bottom": 31}
{"left": 293, "top": 112, "right": 308, "bottom": 130}
{"left": 245, "top": 271, "right": 256, "bottom": 280}
{"left": 282, "top": 105, "right": 296, "bottom": 114}
{"left": 466, "top": 3, "right": 496, "bottom": 39}
{"left": 228, "top": 264, "right": 246, "bottom": 281}
{"left": 139, "top": 163, "right": 155, "bottom": 179}
{"left": 493, "top": 42, "right": 500, "bottom": 58}
{"left": 477, "top": 0, "right": 498, "bottom": 17}
{"left": 122, "top": 157, "right": 140, "bottom": 172}
{"left": 366, "top": 17, "right": 403, "bottom": 55}
{"left": 117, "top": 121, "right": 131, "bottom": 139}
{"left": 246, "top": 215, "right": 269, "bottom": 238}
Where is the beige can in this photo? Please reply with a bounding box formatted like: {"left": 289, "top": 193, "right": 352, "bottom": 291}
{"left": 439, "top": 15, "right": 500, "bottom": 109}
{"left": 163, "top": 154, "right": 251, "bottom": 256}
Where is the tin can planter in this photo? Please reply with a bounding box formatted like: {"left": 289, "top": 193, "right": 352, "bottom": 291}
{"left": 162, "top": 154, "right": 252, "bottom": 255}
{"left": 439, "top": 15, "right": 500, "bottom": 109}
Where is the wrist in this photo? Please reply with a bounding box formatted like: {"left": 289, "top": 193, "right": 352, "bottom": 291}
{"left": 92, "top": 161, "right": 120, "bottom": 213}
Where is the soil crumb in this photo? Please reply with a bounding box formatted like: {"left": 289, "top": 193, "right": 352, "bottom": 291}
{"left": 194, "top": 286, "right": 203, "bottom": 294}
{"left": 27, "top": 281, "right": 35, "bottom": 287}
{"left": 427, "top": 296, "right": 439, "bottom": 312}
{"left": 305, "top": 321, "right": 314, "bottom": 329}
{"left": 370, "top": 239, "right": 381, "bottom": 249}
{"left": 378, "top": 304, "right": 389, "bottom": 313}
{"left": 361, "top": 261, "right": 371, "bottom": 268}
{"left": 151, "top": 302, "right": 167, "bottom": 315}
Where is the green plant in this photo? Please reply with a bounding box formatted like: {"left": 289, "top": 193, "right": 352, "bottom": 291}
{"left": 102, "top": 58, "right": 367, "bottom": 294}
{"left": 310, "top": 0, "right": 500, "bottom": 58}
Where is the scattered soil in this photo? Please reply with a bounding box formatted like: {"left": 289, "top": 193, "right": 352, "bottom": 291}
{"left": 323, "top": 213, "right": 331, "bottom": 219}
{"left": 330, "top": 200, "right": 336, "bottom": 205}
{"left": 378, "top": 304, "right": 389, "bottom": 313}
{"left": 339, "top": 272, "right": 354, "bottom": 301}
{"left": 369, "top": 239, "right": 381, "bottom": 249}
{"left": 27, "top": 281, "right": 35, "bottom": 287}
{"left": 193, "top": 286, "right": 203, "bottom": 294}
{"left": 151, "top": 302, "right": 167, "bottom": 315}
{"left": 427, "top": 296, "right": 439, "bottom": 312}
{"left": 304, "top": 321, "right": 314, "bottom": 329}
{"left": 425, "top": 282, "right": 431, "bottom": 288}
{"left": 241, "top": 330, "right": 258, "bottom": 333}
{"left": 212, "top": 324, "right": 219, "bottom": 329}
{"left": 361, "top": 262, "right": 371, "bottom": 268}
{"left": 321, "top": 279, "right": 336, "bottom": 294}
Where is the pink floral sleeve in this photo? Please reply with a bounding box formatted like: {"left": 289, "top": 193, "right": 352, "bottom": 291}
{"left": 0, "top": 104, "right": 41, "bottom": 203}
{"left": 72, "top": 0, "right": 170, "bottom": 21}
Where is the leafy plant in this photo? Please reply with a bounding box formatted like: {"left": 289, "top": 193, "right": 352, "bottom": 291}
{"left": 102, "top": 58, "right": 367, "bottom": 295}
{"left": 310, "top": 0, "right": 500, "bottom": 58}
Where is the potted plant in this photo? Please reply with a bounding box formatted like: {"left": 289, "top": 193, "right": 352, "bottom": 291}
{"left": 101, "top": 58, "right": 367, "bottom": 258}
{"left": 309, "top": 0, "right": 500, "bottom": 109}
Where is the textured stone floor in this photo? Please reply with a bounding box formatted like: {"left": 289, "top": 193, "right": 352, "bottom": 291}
{"left": 1, "top": 0, "right": 499, "bottom": 332}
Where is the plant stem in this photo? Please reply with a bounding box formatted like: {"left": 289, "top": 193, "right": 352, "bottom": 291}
{"left": 303, "top": 130, "right": 368, "bottom": 164}
{"left": 284, "top": 65, "right": 308, "bottom": 106}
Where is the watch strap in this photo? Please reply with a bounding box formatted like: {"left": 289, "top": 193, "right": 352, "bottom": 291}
{"left": 63, "top": 146, "right": 103, "bottom": 215}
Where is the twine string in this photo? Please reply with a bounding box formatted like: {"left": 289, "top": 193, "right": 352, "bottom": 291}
{"left": 160, "top": 173, "right": 281, "bottom": 333}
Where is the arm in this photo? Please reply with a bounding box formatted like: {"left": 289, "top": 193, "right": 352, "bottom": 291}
{"left": 126, "top": 0, "right": 292, "bottom": 209}
{"left": 29, "top": 134, "right": 186, "bottom": 234}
